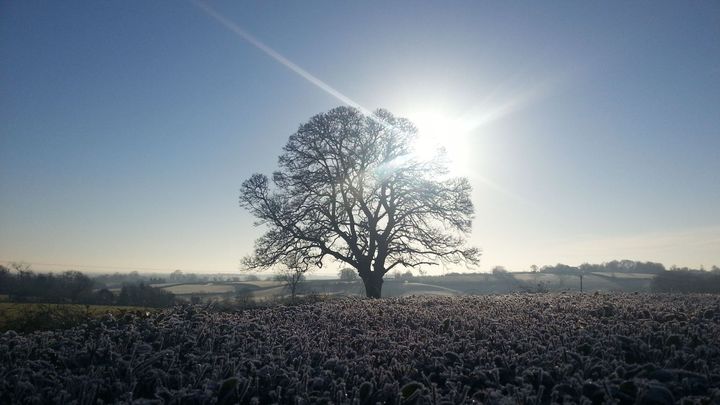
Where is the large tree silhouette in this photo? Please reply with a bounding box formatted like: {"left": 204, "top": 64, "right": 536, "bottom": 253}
{"left": 240, "top": 107, "right": 479, "bottom": 297}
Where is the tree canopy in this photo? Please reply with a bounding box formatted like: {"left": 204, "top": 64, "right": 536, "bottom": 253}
{"left": 240, "top": 106, "right": 479, "bottom": 297}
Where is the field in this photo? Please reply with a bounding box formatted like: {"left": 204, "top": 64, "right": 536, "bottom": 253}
{"left": 154, "top": 272, "right": 658, "bottom": 303}
{"left": 2, "top": 293, "right": 719, "bottom": 403}
{"left": 161, "top": 283, "right": 237, "bottom": 295}
{"left": 152, "top": 281, "right": 287, "bottom": 301}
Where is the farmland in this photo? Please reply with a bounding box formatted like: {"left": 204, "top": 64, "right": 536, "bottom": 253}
{"left": 152, "top": 272, "right": 657, "bottom": 302}
{"left": 2, "top": 293, "right": 719, "bottom": 403}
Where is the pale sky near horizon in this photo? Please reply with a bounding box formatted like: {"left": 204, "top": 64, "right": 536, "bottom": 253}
{"left": 1, "top": 1, "right": 719, "bottom": 275}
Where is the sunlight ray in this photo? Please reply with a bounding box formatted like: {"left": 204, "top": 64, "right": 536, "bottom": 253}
{"left": 192, "top": 1, "right": 373, "bottom": 116}
{"left": 460, "top": 79, "right": 551, "bottom": 133}
{"left": 474, "top": 174, "right": 537, "bottom": 208}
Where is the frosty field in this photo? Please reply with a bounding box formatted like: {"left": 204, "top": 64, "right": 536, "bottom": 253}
{"left": 1, "top": 293, "right": 719, "bottom": 404}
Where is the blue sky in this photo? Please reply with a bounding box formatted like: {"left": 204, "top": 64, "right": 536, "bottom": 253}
{"left": 1, "top": 1, "right": 719, "bottom": 274}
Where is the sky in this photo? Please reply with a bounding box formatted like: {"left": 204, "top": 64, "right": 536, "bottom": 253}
{"left": 1, "top": 1, "right": 719, "bottom": 275}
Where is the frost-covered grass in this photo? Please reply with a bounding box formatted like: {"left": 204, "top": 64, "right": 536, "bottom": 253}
{"left": 1, "top": 293, "right": 719, "bottom": 404}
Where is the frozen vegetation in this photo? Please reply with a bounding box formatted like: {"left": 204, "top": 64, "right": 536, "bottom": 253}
{"left": 1, "top": 293, "right": 719, "bottom": 404}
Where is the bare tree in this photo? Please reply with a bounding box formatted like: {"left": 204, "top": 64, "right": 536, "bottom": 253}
{"left": 240, "top": 107, "right": 479, "bottom": 298}
{"left": 275, "top": 252, "right": 310, "bottom": 300}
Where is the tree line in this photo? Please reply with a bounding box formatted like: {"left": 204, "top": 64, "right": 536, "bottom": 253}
{"left": 0, "top": 264, "right": 175, "bottom": 307}
{"left": 539, "top": 260, "right": 667, "bottom": 275}
{"left": 651, "top": 268, "right": 720, "bottom": 293}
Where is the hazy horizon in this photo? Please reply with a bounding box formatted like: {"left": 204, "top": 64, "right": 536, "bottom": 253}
{"left": 2, "top": 1, "right": 719, "bottom": 274}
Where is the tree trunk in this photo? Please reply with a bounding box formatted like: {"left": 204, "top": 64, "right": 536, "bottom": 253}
{"left": 361, "top": 271, "right": 384, "bottom": 298}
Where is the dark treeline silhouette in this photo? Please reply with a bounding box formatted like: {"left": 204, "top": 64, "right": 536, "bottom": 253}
{"left": 541, "top": 260, "right": 666, "bottom": 275}
{"left": 93, "top": 270, "right": 228, "bottom": 289}
{"left": 116, "top": 283, "right": 175, "bottom": 307}
{"left": 0, "top": 265, "right": 175, "bottom": 307}
{"left": 538, "top": 261, "right": 720, "bottom": 294}
{"left": 652, "top": 268, "right": 720, "bottom": 293}
{"left": 0, "top": 265, "right": 95, "bottom": 303}
{"left": 92, "top": 271, "right": 166, "bottom": 289}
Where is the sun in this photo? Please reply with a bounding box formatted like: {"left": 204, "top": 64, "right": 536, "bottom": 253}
{"left": 407, "top": 110, "right": 472, "bottom": 175}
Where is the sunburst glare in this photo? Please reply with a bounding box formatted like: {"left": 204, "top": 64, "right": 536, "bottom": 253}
{"left": 408, "top": 111, "right": 473, "bottom": 175}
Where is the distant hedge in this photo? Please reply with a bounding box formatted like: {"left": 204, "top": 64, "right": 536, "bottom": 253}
{"left": 652, "top": 270, "right": 720, "bottom": 293}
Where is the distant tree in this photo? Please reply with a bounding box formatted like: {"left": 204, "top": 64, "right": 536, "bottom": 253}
{"left": 530, "top": 264, "right": 538, "bottom": 273}
{"left": 34, "top": 272, "right": 57, "bottom": 300}
{"left": 245, "top": 274, "right": 260, "bottom": 282}
{"left": 578, "top": 263, "right": 593, "bottom": 273}
{"left": 492, "top": 266, "right": 508, "bottom": 275}
{"left": 60, "top": 271, "right": 94, "bottom": 303}
{"left": 14, "top": 267, "right": 37, "bottom": 300}
{"left": 239, "top": 107, "right": 479, "bottom": 298}
{"left": 541, "top": 263, "right": 579, "bottom": 275}
{"left": 338, "top": 268, "right": 359, "bottom": 282}
{"left": 94, "top": 288, "right": 115, "bottom": 305}
{"left": 275, "top": 252, "right": 310, "bottom": 300}
{"left": 597, "top": 259, "right": 665, "bottom": 274}
{"left": 394, "top": 270, "right": 414, "bottom": 281}
{"left": 170, "top": 269, "right": 184, "bottom": 282}
{"left": 10, "top": 262, "right": 32, "bottom": 273}
{"left": 0, "top": 266, "right": 97, "bottom": 304}
{"left": 0, "top": 265, "right": 9, "bottom": 294}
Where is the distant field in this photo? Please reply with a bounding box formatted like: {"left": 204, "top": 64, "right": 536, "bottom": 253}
{"left": 246, "top": 285, "right": 288, "bottom": 299}
{"left": 592, "top": 272, "right": 657, "bottom": 279}
{"left": 511, "top": 273, "right": 562, "bottom": 284}
{"left": 139, "top": 272, "right": 657, "bottom": 302}
{"left": 386, "top": 281, "right": 463, "bottom": 297}
{"left": 160, "top": 283, "right": 236, "bottom": 295}
{"left": 233, "top": 281, "right": 284, "bottom": 288}
{"left": 152, "top": 281, "right": 289, "bottom": 301}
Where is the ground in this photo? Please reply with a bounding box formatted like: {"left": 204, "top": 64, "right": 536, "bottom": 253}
{"left": 1, "top": 293, "right": 718, "bottom": 403}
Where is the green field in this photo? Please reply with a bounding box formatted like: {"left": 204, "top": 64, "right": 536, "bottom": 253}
{"left": 161, "top": 283, "right": 236, "bottom": 295}
{"left": 152, "top": 281, "right": 286, "bottom": 299}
